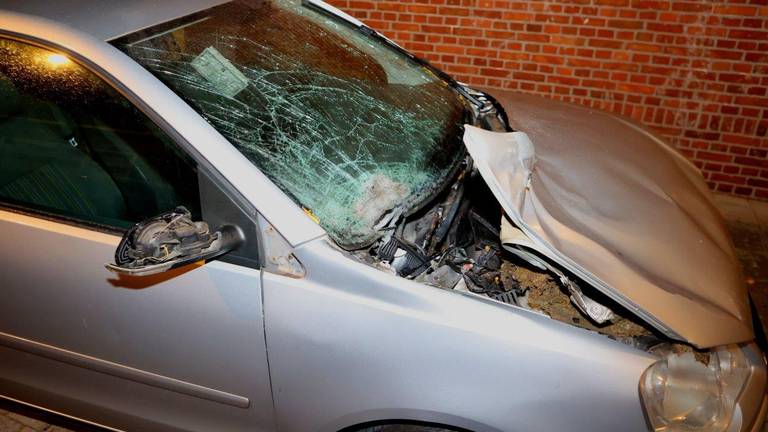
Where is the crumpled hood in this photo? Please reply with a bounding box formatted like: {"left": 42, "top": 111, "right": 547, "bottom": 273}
{"left": 465, "top": 91, "right": 752, "bottom": 348}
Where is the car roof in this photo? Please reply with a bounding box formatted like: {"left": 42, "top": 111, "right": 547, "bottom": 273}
{"left": 0, "top": 0, "right": 229, "bottom": 41}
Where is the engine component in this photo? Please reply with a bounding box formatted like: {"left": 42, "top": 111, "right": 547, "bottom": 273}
{"left": 414, "top": 265, "right": 463, "bottom": 289}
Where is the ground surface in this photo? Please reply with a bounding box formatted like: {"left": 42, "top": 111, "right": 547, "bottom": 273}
{"left": 1, "top": 194, "right": 767, "bottom": 432}
{"left": 0, "top": 406, "right": 73, "bottom": 432}
{"left": 713, "top": 193, "right": 768, "bottom": 337}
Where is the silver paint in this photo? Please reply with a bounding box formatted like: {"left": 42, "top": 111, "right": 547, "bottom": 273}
{"left": 0, "top": 1, "right": 763, "bottom": 431}
{"left": 0, "top": 211, "right": 274, "bottom": 431}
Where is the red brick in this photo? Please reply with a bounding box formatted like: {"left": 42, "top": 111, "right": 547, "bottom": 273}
{"left": 628, "top": 43, "right": 662, "bottom": 53}
{"left": 711, "top": 173, "right": 747, "bottom": 185}
{"left": 514, "top": 71, "right": 547, "bottom": 82}
{"left": 672, "top": 3, "right": 711, "bottom": 13}
{"left": 735, "top": 96, "right": 768, "bottom": 108}
{"left": 608, "top": 19, "right": 643, "bottom": 29}
{"left": 735, "top": 157, "right": 768, "bottom": 168}
{"left": 698, "top": 151, "right": 734, "bottom": 162}
{"left": 713, "top": 6, "right": 759, "bottom": 16}
{"left": 716, "top": 183, "right": 735, "bottom": 193}
{"left": 406, "top": 5, "right": 437, "bottom": 14}
{"left": 335, "top": 0, "right": 768, "bottom": 200}
{"left": 748, "top": 178, "right": 768, "bottom": 188}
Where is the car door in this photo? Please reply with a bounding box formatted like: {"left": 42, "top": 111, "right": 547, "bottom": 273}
{"left": 0, "top": 37, "right": 274, "bottom": 432}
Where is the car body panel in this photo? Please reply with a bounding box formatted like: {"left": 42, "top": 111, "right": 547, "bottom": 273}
{"left": 264, "top": 238, "right": 656, "bottom": 432}
{"left": 465, "top": 91, "right": 752, "bottom": 348}
{"left": 0, "top": 209, "right": 275, "bottom": 431}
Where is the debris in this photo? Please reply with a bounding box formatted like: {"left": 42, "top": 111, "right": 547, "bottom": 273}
{"left": 355, "top": 175, "right": 410, "bottom": 232}
{"left": 505, "top": 261, "right": 651, "bottom": 339}
{"left": 303, "top": 207, "right": 320, "bottom": 224}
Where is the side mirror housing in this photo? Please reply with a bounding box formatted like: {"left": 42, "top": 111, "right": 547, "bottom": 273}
{"left": 106, "top": 207, "right": 244, "bottom": 276}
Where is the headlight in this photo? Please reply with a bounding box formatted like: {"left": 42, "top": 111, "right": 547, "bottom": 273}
{"left": 639, "top": 345, "right": 751, "bottom": 431}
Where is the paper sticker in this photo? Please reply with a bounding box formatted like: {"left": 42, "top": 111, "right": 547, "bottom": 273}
{"left": 191, "top": 46, "right": 249, "bottom": 98}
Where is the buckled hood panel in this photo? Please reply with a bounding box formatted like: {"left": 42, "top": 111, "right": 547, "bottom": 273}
{"left": 464, "top": 91, "right": 752, "bottom": 348}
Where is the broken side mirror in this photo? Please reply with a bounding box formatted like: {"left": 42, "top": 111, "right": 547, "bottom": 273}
{"left": 106, "top": 206, "right": 244, "bottom": 276}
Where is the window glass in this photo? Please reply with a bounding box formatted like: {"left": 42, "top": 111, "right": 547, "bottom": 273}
{"left": 0, "top": 38, "right": 200, "bottom": 229}
{"left": 114, "top": 0, "right": 468, "bottom": 248}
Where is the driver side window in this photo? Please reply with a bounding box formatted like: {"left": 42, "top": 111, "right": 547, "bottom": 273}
{"left": 0, "top": 38, "right": 200, "bottom": 230}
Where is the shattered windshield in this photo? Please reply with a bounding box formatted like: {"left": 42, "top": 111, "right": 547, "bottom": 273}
{"left": 114, "top": 0, "right": 467, "bottom": 247}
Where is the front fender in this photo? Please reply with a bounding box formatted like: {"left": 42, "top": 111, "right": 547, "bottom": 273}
{"left": 264, "top": 239, "right": 655, "bottom": 432}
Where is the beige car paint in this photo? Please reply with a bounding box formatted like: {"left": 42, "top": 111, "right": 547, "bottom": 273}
{"left": 466, "top": 90, "right": 752, "bottom": 348}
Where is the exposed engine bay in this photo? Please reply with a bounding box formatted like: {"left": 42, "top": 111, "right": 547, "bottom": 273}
{"left": 356, "top": 158, "right": 655, "bottom": 346}
{"left": 353, "top": 88, "right": 703, "bottom": 357}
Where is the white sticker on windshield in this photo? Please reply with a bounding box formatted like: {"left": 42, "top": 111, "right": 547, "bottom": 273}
{"left": 191, "top": 46, "right": 249, "bottom": 98}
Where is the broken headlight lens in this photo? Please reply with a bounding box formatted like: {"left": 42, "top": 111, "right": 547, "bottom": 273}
{"left": 639, "top": 345, "right": 751, "bottom": 431}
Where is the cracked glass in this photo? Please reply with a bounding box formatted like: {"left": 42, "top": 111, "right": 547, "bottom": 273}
{"left": 114, "top": 0, "right": 467, "bottom": 247}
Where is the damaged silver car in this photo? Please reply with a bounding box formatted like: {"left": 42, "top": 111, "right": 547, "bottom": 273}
{"left": 0, "top": 0, "right": 765, "bottom": 431}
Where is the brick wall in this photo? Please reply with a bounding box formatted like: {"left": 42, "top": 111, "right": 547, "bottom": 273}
{"left": 325, "top": 0, "right": 768, "bottom": 200}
